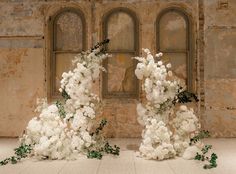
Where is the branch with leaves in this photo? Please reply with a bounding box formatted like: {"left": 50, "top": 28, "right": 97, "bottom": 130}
{"left": 191, "top": 130, "right": 218, "bottom": 169}
{"left": 195, "top": 145, "right": 218, "bottom": 169}
{"left": 0, "top": 144, "right": 32, "bottom": 166}
{"left": 190, "top": 130, "right": 210, "bottom": 145}
{"left": 87, "top": 119, "right": 120, "bottom": 159}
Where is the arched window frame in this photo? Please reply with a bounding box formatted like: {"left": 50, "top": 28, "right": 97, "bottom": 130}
{"left": 156, "top": 7, "right": 194, "bottom": 91}
{"left": 102, "top": 7, "right": 140, "bottom": 99}
{"left": 48, "top": 7, "right": 86, "bottom": 100}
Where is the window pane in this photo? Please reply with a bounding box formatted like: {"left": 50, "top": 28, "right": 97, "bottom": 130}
{"left": 161, "top": 53, "right": 187, "bottom": 84}
{"left": 159, "top": 12, "right": 187, "bottom": 50}
{"left": 55, "top": 12, "right": 83, "bottom": 51}
{"left": 54, "top": 53, "right": 77, "bottom": 91}
{"left": 107, "top": 53, "right": 136, "bottom": 93}
{"left": 107, "top": 12, "right": 135, "bottom": 51}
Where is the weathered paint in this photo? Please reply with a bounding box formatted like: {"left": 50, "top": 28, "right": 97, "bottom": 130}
{"left": 0, "top": 0, "right": 235, "bottom": 137}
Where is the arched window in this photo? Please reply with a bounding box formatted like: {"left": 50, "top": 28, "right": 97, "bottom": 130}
{"left": 156, "top": 8, "right": 193, "bottom": 91}
{"left": 102, "top": 8, "right": 139, "bottom": 98}
{"left": 49, "top": 8, "right": 86, "bottom": 99}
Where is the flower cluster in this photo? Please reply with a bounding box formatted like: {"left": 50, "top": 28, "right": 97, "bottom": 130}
{"left": 139, "top": 119, "right": 176, "bottom": 160}
{"left": 135, "top": 49, "right": 179, "bottom": 125}
{"left": 172, "top": 105, "right": 201, "bottom": 155}
{"left": 21, "top": 41, "right": 110, "bottom": 160}
{"left": 22, "top": 104, "right": 76, "bottom": 159}
{"left": 135, "top": 49, "right": 201, "bottom": 160}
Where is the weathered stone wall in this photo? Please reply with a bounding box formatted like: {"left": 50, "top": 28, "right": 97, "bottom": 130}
{"left": 0, "top": 0, "right": 235, "bottom": 137}
{"left": 202, "top": 0, "right": 236, "bottom": 137}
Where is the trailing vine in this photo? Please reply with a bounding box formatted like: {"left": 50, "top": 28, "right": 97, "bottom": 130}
{"left": 87, "top": 119, "right": 120, "bottom": 159}
{"left": 90, "top": 119, "right": 107, "bottom": 136}
{"left": 191, "top": 130, "right": 218, "bottom": 169}
{"left": 190, "top": 130, "right": 210, "bottom": 145}
{"left": 0, "top": 144, "right": 32, "bottom": 166}
{"left": 87, "top": 142, "right": 120, "bottom": 160}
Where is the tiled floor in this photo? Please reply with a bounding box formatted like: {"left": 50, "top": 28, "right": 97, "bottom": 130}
{"left": 0, "top": 138, "right": 236, "bottom": 174}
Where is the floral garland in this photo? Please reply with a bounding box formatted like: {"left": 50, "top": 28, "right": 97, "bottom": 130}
{"left": 0, "top": 40, "right": 119, "bottom": 165}
{"left": 134, "top": 49, "right": 217, "bottom": 169}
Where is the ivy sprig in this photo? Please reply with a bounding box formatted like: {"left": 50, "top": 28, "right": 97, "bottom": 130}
{"left": 87, "top": 150, "right": 103, "bottom": 160}
{"left": 87, "top": 142, "right": 120, "bottom": 160}
{"left": 0, "top": 144, "right": 32, "bottom": 166}
{"left": 90, "top": 119, "right": 107, "bottom": 136}
{"left": 103, "top": 142, "right": 120, "bottom": 156}
{"left": 173, "top": 87, "right": 199, "bottom": 105}
{"left": 61, "top": 88, "right": 71, "bottom": 101}
{"left": 203, "top": 153, "right": 218, "bottom": 169}
{"left": 190, "top": 130, "right": 210, "bottom": 145}
{"left": 191, "top": 130, "right": 218, "bottom": 169}
{"left": 56, "top": 101, "right": 66, "bottom": 118}
{"left": 195, "top": 145, "right": 218, "bottom": 169}
{"left": 87, "top": 119, "right": 120, "bottom": 160}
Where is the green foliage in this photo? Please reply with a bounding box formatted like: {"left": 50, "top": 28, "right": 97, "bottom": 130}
{"left": 87, "top": 119, "right": 120, "bottom": 160}
{"left": 91, "top": 39, "right": 110, "bottom": 55}
{"left": 87, "top": 142, "right": 120, "bottom": 160}
{"left": 56, "top": 101, "right": 66, "bottom": 119}
{"left": 203, "top": 153, "right": 218, "bottom": 169}
{"left": 192, "top": 131, "right": 218, "bottom": 169}
{"left": 190, "top": 130, "right": 210, "bottom": 145}
{"left": 90, "top": 119, "right": 107, "bottom": 136}
{"left": 195, "top": 146, "right": 218, "bottom": 169}
{"left": 61, "top": 89, "right": 71, "bottom": 100}
{"left": 0, "top": 144, "right": 32, "bottom": 166}
{"left": 201, "top": 145, "right": 212, "bottom": 154}
{"left": 103, "top": 142, "right": 120, "bottom": 156}
{"left": 173, "top": 88, "right": 199, "bottom": 104}
{"left": 87, "top": 150, "right": 103, "bottom": 160}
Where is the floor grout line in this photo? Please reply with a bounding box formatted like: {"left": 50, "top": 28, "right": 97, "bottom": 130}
{"left": 18, "top": 159, "right": 33, "bottom": 174}
{"left": 166, "top": 160, "right": 177, "bottom": 174}
{"left": 95, "top": 158, "right": 102, "bottom": 174}
{"left": 133, "top": 151, "right": 137, "bottom": 174}
{"left": 57, "top": 160, "right": 68, "bottom": 174}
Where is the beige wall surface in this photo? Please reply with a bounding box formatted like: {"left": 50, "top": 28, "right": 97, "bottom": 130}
{"left": 0, "top": 0, "right": 235, "bottom": 137}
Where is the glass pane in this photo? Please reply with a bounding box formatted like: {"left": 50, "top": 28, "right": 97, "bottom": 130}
{"left": 55, "top": 12, "right": 83, "bottom": 51}
{"left": 159, "top": 11, "right": 187, "bottom": 50}
{"left": 54, "top": 53, "right": 77, "bottom": 91}
{"left": 107, "top": 12, "right": 135, "bottom": 51}
{"left": 107, "top": 53, "right": 136, "bottom": 93}
{"left": 161, "top": 52, "right": 187, "bottom": 84}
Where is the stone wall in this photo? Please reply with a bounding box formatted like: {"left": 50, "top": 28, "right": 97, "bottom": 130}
{"left": 0, "top": 0, "right": 235, "bottom": 137}
{"left": 202, "top": 0, "right": 236, "bottom": 137}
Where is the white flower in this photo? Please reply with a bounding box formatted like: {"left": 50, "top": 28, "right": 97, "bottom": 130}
{"left": 157, "top": 61, "right": 163, "bottom": 66}
{"left": 155, "top": 52, "right": 163, "bottom": 57}
{"left": 166, "top": 63, "right": 172, "bottom": 68}
{"left": 180, "top": 105, "right": 188, "bottom": 111}
{"left": 134, "top": 49, "right": 200, "bottom": 160}
{"left": 183, "top": 145, "right": 201, "bottom": 160}
{"left": 22, "top": 45, "right": 109, "bottom": 160}
{"left": 142, "top": 48, "right": 151, "bottom": 54}
{"left": 167, "top": 69, "right": 173, "bottom": 76}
